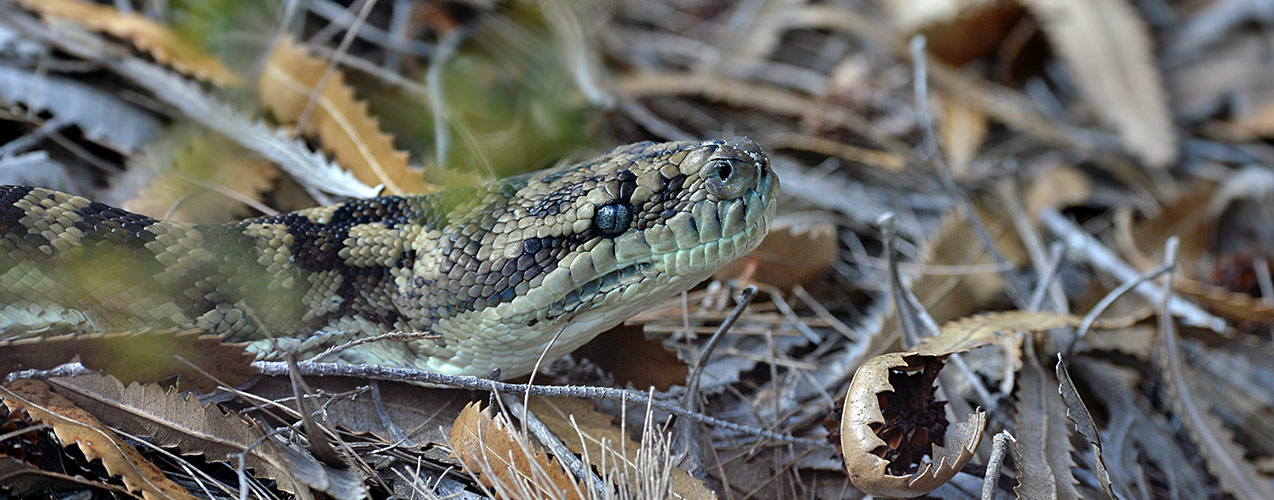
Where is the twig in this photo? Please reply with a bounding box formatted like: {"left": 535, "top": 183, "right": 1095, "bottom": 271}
{"left": 1067, "top": 262, "right": 1172, "bottom": 356}
{"left": 681, "top": 286, "right": 758, "bottom": 410}
{"left": 982, "top": 430, "right": 1016, "bottom": 500}
{"left": 1041, "top": 209, "right": 1228, "bottom": 333}
{"left": 911, "top": 35, "right": 1028, "bottom": 310}
{"left": 297, "top": 0, "right": 379, "bottom": 130}
{"left": 307, "top": 331, "right": 442, "bottom": 363}
{"left": 1027, "top": 242, "right": 1067, "bottom": 312}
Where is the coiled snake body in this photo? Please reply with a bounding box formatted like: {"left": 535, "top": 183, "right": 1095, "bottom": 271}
{"left": 0, "top": 138, "right": 778, "bottom": 379}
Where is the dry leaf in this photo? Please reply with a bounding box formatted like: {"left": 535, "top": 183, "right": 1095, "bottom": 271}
{"left": 125, "top": 135, "right": 278, "bottom": 223}
{"left": 916, "top": 310, "right": 1081, "bottom": 356}
{"left": 1019, "top": 0, "right": 1177, "bottom": 167}
{"left": 448, "top": 401, "right": 587, "bottom": 500}
{"left": 47, "top": 374, "right": 367, "bottom": 499}
{"left": 0, "top": 330, "right": 256, "bottom": 393}
{"left": 939, "top": 97, "right": 988, "bottom": 177}
{"left": 0, "top": 379, "right": 200, "bottom": 500}
{"left": 882, "top": 0, "right": 1024, "bottom": 66}
{"left": 841, "top": 352, "right": 986, "bottom": 498}
{"left": 714, "top": 215, "right": 839, "bottom": 289}
{"left": 259, "top": 37, "right": 431, "bottom": 195}
{"left": 1055, "top": 356, "right": 1116, "bottom": 499}
{"left": 1024, "top": 164, "right": 1092, "bottom": 216}
{"left": 1012, "top": 346, "right": 1080, "bottom": 500}
{"left": 527, "top": 397, "right": 719, "bottom": 500}
{"left": 571, "top": 324, "right": 688, "bottom": 391}
{"left": 14, "top": 0, "right": 240, "bottom": 86}
{"left": 867, "top": 204, "right": 1027, "bottom": 358}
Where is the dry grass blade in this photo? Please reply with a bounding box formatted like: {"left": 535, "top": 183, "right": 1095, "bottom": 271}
{"left": 448, "top": 401, "right": 588, "bottom": 500}
{"left": 259, "top": 36, "right": 431, "bottom": 195}
{"left": 47, "top": 374, "right": 369, "bottom": 499}
{"left": 0, "top": 379, "right": 200, "bottom": 500}
{"left": 1012, "top": 344, "right": 1080, "bottom": 500}
{"left": 1018, "top": 0, "right": 1177, "bottom": 167}
{"left": 527, "top": 397, "right": 718, "bottom": 500}
{"left": 13, "top": 0, "right": 240, "bottom": 86}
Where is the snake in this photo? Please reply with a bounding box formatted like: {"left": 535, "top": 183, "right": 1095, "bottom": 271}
{"left": 0, "top": 137, "right": 778, "bottom": 379}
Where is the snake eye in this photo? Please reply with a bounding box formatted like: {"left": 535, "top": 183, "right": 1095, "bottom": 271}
{"left": 593, "top": 201, "right": 633, "bottom": 237}
{"left": 702, "top": 158, "right": 757, "bottom": 200}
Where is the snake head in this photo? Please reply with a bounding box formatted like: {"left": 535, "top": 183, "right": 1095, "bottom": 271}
{"left": 408, "top": 137, "right": 778, "bottom": 377}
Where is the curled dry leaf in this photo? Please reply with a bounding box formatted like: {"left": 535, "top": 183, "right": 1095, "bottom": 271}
{"left": 14, "top": 0, "right": 240, "bottom": 86}
{"left": 448, "top": 401, "right": 587, "bottom": 500}
{"left": 0, "top": 379, "right": 199, "bottom": 500}
{"left": 1018, "top": 0, "right": 1177, "bottom": 167}
{"left": 841, "top": 352, "right": 986, "bottom": 498}
{"left": 259, "top": 37, "right": 432, "bottom": 195}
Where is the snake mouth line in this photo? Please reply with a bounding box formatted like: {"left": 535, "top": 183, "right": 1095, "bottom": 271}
{"left": 538, "top": 193, "right": 773, "bottom": 323}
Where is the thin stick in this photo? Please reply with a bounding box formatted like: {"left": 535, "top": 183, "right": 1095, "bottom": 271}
{"left": 499, "top": 393, "right": 608, "bottom": 498}
{"left": 982, "top": 430, "right": 1016, "bottom": 500}
{"left": 1041, "top": 209, "right": 1228, "bottom": 332}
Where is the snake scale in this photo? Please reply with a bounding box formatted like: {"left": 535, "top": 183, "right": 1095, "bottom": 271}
{"left": 0, "top": 138, "right": 778, "bottom": 379}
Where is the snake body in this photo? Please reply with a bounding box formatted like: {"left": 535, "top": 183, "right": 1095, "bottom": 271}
{"left": 0, "top": 138, "right": 777, "bottom": 379}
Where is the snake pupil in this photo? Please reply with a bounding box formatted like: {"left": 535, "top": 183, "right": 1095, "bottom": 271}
{"left": 715, "top": 161, "right": 733, "bottom": 181}
{"left": 593, "top": 201, "right": 633, "bottom": 237}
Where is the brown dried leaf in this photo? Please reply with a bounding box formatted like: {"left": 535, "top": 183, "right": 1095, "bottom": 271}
{"left": 0, "top": 455, "right": 135, "bottom": 497}
{"left": 125, "top": 135, "right": 278, "bottom": 223}
{"left": 0, "top": 330, "right": 255, "bottom": 393}
{"left": 0, "top": 379, "right": 199, "bottom": 500}
{"left": 841, "top": 352, "right": 986, "bottom": 498}
{"left": 714, "top": 215, "right": 838, "bottom": 289}
{"left": 448, "top": 401, "right": 587, "bottom": 500}
{"left": 916, "top": 310, "right": 1081, "bottom": 356}
{"left": 940, "top": 98, "right": 988, "bottom": 177}
{"left": 528, "top": 397, "right": 718, "bottom": 500}
{"left": 1024, "top": 164, "right": 1092, "bottom": 216}
{"left": 1012, "top": 347, "right": 1080, "bottom": 500}
{"left": 46, "top": 374, "right": 369, "bottom": 499}
{"left": 571, "top": 324, "right": 687, "bottom": 391}
{"left": 1019, "top": 0, "right": 1177, "bottom": 167}
{"left": 14, "top": 0, "right": 240, "bottom": 86}
{"left": 259, "top": 37, "right": 431, "bottom": 195}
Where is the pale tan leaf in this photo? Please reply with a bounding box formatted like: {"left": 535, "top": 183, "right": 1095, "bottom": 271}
{"left": 916, "top": 310, "right": 1081, "bottom": 356}
{"left": 1012, "top": 348, "right": 1080, "bottom": 500}
{"left": 125, "top": 135, "right": 277, "bottom": 223}
{"left": 940, "top": 97, "right": 988, "bottom": 177}
{"left": 448, "top": 401, "right": 587, "bottom": 500}
{"left": 1019, "top": 0, "right": 1177, "bottom": 167}
{"left": 14, "top": 0, "right": 240, "bottom": 86}
{"left": 841, "top": 352, "right": 986, "bottom": 498}
{"left": 46, "top": 374, "right": 368, "bottom": 499}
{"left": 259, "top": 37, "right": 432, "bottom": 195}
{"left": 0, "top": 379, "right": 200, "bottom": 500}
